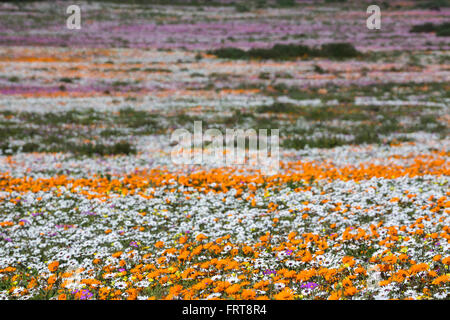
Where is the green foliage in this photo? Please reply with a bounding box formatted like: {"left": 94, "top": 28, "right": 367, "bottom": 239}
{"left": 210, "top": 47, "right": 248, "bottom": 59}
{"left": 256, "top": 103, "right": 299, "bottom": 113}
{"left": 436, "top": 23, "right": 450, "bottom": 36}
{"left": 410, "top": 22, "right": 450, "bottom": 36}
{"left": 72, "top": 141, "right": 136, "bottom": 156}
{"left": 211, "top": 42, "right": 360, "bottom": 60}
{"left": 283, "top": 135, "right": 346, "bottom": 150}
{"left": 410, "top": 22, "right": 437, "bottom": 33}
{"left": 318, "top": 42, "right": 361, "bottom": 59}
{"left": 414, "top": 0, "right": 450, "bottom": 10}
{"left": 276, "top": 0, "right": 296, "bottom": 7}
{"left": 235, "top": 3, "right": 251, "bottom": 12}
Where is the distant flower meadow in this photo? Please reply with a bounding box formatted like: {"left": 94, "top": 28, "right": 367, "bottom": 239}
{"left": 0, "top": 1, "right": 448, "bottom": 300}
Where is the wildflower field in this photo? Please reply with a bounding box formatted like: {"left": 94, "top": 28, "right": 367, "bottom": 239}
{"left": 0, "top": 0, "right": 449, "bottom": 300}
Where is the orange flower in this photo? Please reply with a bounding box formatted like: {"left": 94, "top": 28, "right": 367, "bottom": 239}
{"left": 154, "top": 241, "right": 164, "bottom": 248}
{"left": 409, "top": 263, "right": 429, "bottom": 275}
{"left": 179, "top": 236, "right": 188, "bottom": 244}
{"left": 301, "top": 250, "right": 312, "bottom": 263}
{"left": 379, "top": 280, "right": 391, "bottom": 287}
{"left": 273, "top": 288, "right": 294, "bottom": 300}
{"left": 428, "top": 270, "right": 437, "bottom": 278}
{"left": 342, "top": 278, "right": 353, "bottom": 288}
{"left": 242, "top": 246, "right": 253, "bottom": 255}
{"left": 328, "top": 291, "right": 341, "bottom": 300}
{"left": 355, "top": 267, "right": 366, "bottom": 275}
{"left": 194, "top": 233, "right": 207, "bottom": 242}
{"left": 241, "top": 289, "right": 256, "bottom": 300}
{"left": 168, "top": 284, "right": 184, "bottom": 296}
{"left": 214, "top": 281, "right": 231, "bottom": 293}
{"left": 126, "top": 288, "right": 138, "bottom": 300}
{"left": 178, "top": 250, "right": 190, "bottom": 261}
{"left": 112, "top": 251, "right": 123, "bottom": 258}
{"left": 259, "top": 233, "right": 270, "bottom": 242}
{"left": 47, "top": 274, "right": 57, "bottom": 285}
{"left": 344, "top": 286, "right": 357, "bottom": 296}
{"left": 225, "top": 284, "right": 241, "bottom": 295}
{"left": 431, "top": 275, "right": 449, "bottom": 285}
{"left": 342, "top": 256, "right": 355, "bottom": 267}
{"left": 48, "top": 261, "right": 59, "bottom": 273}
{"left": 382, "top": 255, "right": 398, "bottom": 264}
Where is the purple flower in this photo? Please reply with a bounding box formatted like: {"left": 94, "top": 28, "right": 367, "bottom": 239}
{"left": 263, "top": 269, "right": 276, "bottom": 275}
{"left": 130, "top": 241, "right": 139, "bottom": 248}
{"left": 301, "top": 282, "right": 318, "bottom": 290}
{"left": 79, "top": 289, "right": 93, "bottom": 300}
{"left": 82, "top": 211, "right": 96, "bottom": 216}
